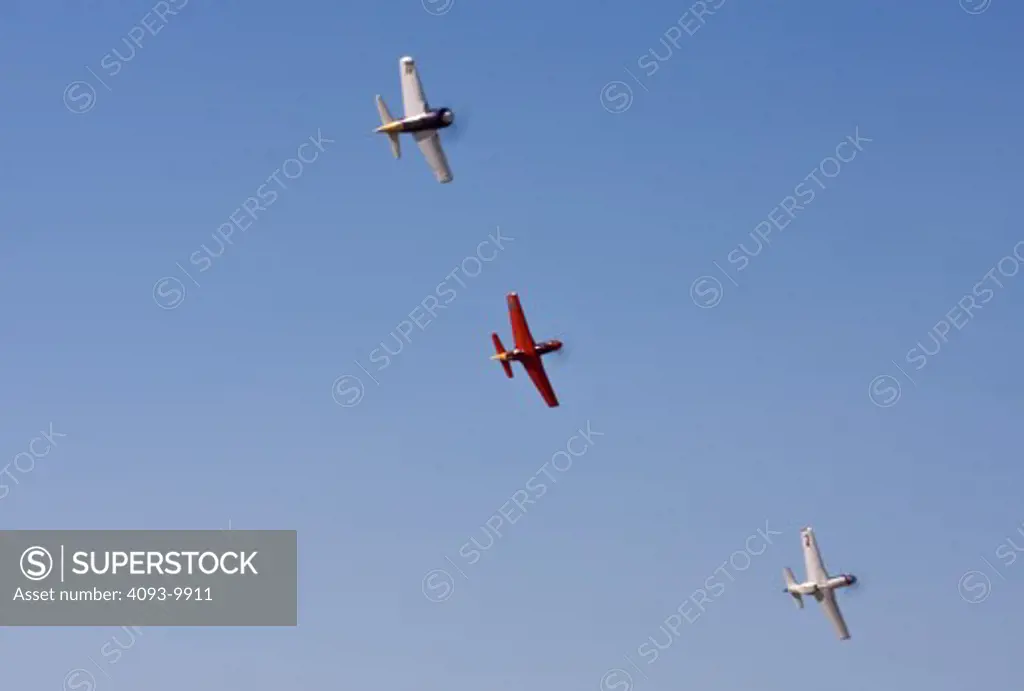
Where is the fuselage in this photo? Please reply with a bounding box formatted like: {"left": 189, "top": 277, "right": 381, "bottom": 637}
{"left": 376, "top": 107, "right": 453, "bottom": 135}
{"left": 496, "top": 340, "right": 563, "bottom": 361}
{"left": 787, "top": 573, "right": 856, "bottom": 598}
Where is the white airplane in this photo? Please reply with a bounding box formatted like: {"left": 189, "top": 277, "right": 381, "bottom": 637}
{"left": 783, "top": 526, "right": 857, "bottom": 640}
{"left": 374, "top": 56, "right": 454, "bottom": 184}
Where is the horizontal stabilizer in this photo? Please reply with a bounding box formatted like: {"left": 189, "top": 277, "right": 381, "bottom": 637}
{"left": 376, "top": 95, "right": 400, "bottom": 158}
{"left": 376, "top": 94, "right": 394, "bottom": 124}
{"left": 784, "top": 567, "right": 803, "bottom": 609}
{"left": 491, "top": 333, "right": 513, "bottom": 378}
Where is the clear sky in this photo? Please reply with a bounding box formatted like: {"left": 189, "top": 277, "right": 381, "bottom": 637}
{"left": 3, "top": 0, "right": 1024, "bottom": 688}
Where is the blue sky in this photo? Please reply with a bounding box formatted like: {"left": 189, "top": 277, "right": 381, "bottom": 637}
{"left": 2, "top": 0, "right": 1024, "bottom": 688}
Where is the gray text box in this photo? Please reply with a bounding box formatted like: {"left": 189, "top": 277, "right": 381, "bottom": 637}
{"left": 0, "top": 530, "right": 296, "bottom": 626}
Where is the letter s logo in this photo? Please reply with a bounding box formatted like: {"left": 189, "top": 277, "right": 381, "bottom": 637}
{"left": 63, "top": 82, "right": 97, "bottom": 114}
{"left": 63, "top": 669, "right": 97, "bottom": 691}
{"left": 152, "top": 277, "right": 185, "bottom": 310}
{"left": 599, "top": 81, "right": 633, "bottom": 114}
{"left": 868, "top": 374, "right": 901, "bottom": 408}
{"left": 21, "top": 546, "right": 53, "bottom": 581}
{"left": 600, "top": 669, "right": 634, "bottom": 691}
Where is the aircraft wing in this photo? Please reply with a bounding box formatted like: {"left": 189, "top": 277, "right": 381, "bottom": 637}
{"left": 400, "top": 57, "right": 428, "bottom": 117}
{"left": 506, "top": 293, "right": 536, "bottom": 353}
{"left": 820, "top": 589, "right": 850, "bottom": 640}
{"left": 522, "top": 357, "right": 559, "bottom": 407}
{"left": 412, "top": 131, "right": 453, "bottom": 184}
{"left": 801, "top": 527, "right": 828, "bottom": 584}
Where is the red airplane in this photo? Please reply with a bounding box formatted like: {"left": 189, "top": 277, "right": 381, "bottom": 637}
{"left": 490, "top": 292, "right": 563, "bottom": 407}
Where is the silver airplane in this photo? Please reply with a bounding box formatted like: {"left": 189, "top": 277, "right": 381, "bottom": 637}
{"left": 374, "top": 56, "right": 454, "bottom": 184}
{"left": 783, "top": 526, "right": 858, "bottom": 640}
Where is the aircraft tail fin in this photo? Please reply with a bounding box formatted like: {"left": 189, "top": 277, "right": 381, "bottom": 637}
{"left": 491, "top": 333, "right": 514, "bottom": 378}
{"left": 375, "top": 95, "right": 400, "bottom": 158}
{"left": 783, "top": 568, "right": 803, "bottom": 609}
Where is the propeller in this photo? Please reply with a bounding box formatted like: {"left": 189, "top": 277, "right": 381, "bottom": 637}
{"left": 444, "top": 105, "right": 469, "bottom": 143}
{"left": 843, "top": 575, "right": 863, "bottom": 597}
{"left": 548, "top": 331, "right": 572, "bottom": 363}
